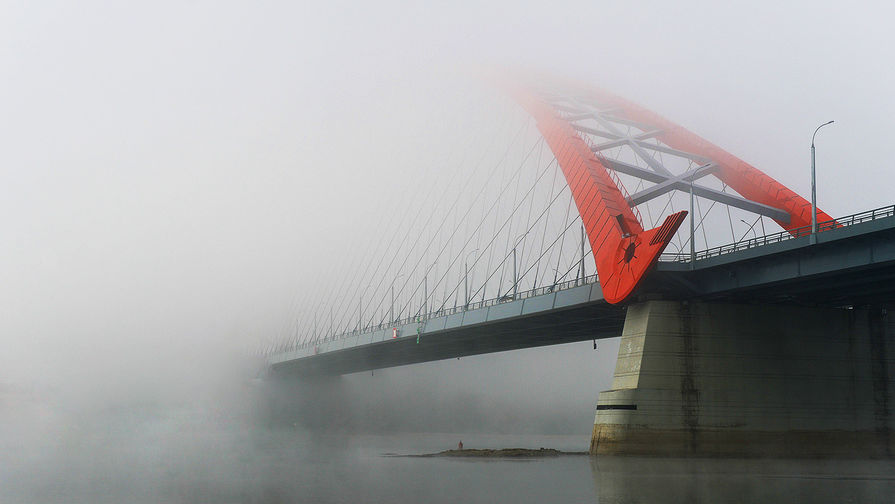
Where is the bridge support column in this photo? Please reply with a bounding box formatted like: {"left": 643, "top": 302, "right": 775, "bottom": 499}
{"left": 591, "top": 300, "right": 895, "bottom": 457}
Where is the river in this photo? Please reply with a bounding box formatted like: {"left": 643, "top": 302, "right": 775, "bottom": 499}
{"left": 2, "top": 340, "right": 893, "bottom": 503}
{"left": 4, "top": 408, "right": 893, "bottom": 504}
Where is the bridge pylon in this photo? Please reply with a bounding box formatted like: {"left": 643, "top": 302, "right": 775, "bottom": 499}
{"left": 591, "top": 300, "right": 895, "bottom": 457}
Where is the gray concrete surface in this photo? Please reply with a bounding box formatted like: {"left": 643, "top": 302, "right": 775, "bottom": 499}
{"left": 592, "top": 300, "right": 895, "bottom": 457}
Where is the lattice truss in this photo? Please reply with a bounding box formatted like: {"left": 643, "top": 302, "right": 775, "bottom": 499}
{"left": 537, "top": 88, "right": 789, "bottom": 258}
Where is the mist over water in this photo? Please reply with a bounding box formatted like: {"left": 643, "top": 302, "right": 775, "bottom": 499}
{"left": 4, "top": 336, "right": 895, "bottom": 504}
{"left": 0, "top": 341, "right": 261, "bottom": 503}
{"left": 5, "top": 356, "right": 895, "bottom": 504}
{"left": 272, "top": 340, "right": 620, "bottom": 435}
{"left": 4, "top": 1, "right": 895, "bottom": 502}
{"left": 0, "top": 337, "right": 616, "bottom": 503}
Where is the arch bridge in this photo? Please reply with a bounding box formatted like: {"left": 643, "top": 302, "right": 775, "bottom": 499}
{"left": 266, "top": 74, "right": 895, "bottom": 457}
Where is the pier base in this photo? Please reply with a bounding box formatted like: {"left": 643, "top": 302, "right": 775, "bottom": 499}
{"left": 591, "top": 301, "right": 895, "bottom": 457}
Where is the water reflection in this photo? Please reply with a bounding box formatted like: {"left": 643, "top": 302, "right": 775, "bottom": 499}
{"left": 591, "top": 456, "right": 895, "bottom": 504}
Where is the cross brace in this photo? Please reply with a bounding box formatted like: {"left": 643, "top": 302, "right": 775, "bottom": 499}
{"left": 598, "top": 157, "right": 791, "bottom": 222}
{"left": 552, "top": 98, "right": 790, "bottom": 224}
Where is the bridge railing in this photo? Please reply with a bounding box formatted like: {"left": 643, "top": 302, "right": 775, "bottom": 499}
{"left": 270, "top": 274, "right": 600, "bottom": 356}
{"left": 267, "top": 205, "right": 894, "bottom": 357}
{"left": 659, "top": 204, "right": 895, "bottom": 263}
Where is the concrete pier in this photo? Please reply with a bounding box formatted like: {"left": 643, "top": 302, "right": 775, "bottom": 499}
{"left": 591, "top": 301, "right": 895, "bottom": 457}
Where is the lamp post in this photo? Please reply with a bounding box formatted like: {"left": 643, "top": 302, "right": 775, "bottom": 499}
{"left": 511, "top": 232, "right": 530, "bottom": 299}
{"left": 512, "top": 247, "right": 517, "bottom": 298}
{"left": 549, "top": 266, "right": 562, "bottom": 291}
{"left": 390, "top": 273, "right": 405, "bottom": 323}
{"left": 811, "top": 120, "right": 834, "bottom": 243}
{"left": 689, "top": 179, "right": 695, "bottom": 267}
{"left": 358, "top": 283, "right": 372, "bottom": 332}
{"left": 464, "top": 250, "right": 478, "bottom": 308}
{"left": 421, "top": 260, "right": 437, "bottom": 319}
{"left": 580, "top": 224, "right": 586, "bottom": 283}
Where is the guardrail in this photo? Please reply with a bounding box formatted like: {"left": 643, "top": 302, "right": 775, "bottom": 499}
{"left": 266, "top": 274, "right": 600, "bottom": 356}
{"left": 659, "top": 204, "right": 895, "bottom": 263}
{"left": 266, "top": 204, "right": 895, "bottom": 357}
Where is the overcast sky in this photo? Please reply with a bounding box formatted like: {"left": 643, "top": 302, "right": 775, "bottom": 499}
{"left": 2, "top": 1, "right": 893, "bottom": 399}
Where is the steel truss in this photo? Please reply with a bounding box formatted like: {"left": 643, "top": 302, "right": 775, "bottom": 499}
{"left": 504, "top": 74, "right": 835, "bottom": 304}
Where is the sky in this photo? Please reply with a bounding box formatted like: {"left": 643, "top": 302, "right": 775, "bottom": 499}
{"left": 1, "top": 1, "right": 894, "bottom": 427}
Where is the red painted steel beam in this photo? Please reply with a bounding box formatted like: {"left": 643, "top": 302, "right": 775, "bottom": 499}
{"left": 501, "top": 73, "right": 833, "bottom": 305}
{"left": 558, "top": 82, "right": 835, "bottom": 232}
{"left": 508, "top": 84, "right": 687, "bottom": 304}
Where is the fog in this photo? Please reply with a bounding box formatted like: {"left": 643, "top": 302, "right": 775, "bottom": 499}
{"left": 2, "top": 1, "right": 895, "bottom": 502}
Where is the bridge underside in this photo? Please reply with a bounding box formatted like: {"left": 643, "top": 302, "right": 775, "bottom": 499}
{"left": 270, "top": 301, "right": 625, "bottom": 377}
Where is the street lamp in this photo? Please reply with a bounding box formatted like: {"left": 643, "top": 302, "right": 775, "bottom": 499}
{"left": 464, "top": 249, "right": 478, "bottom": 308}
{"left": 358, "top": 283, "right": 372, "bottom": 333}
{"left": 390, "top": 273, "right": 405, "bottom": 323}
{"left": 511, "top": 232, "right": 530, "bottom": 299}
{"left": 689, "top": 179, "right": 695, "bottom": 268}
{"left": 421, "top": 260, "right": 437, "bottom": 319}
{"left": 580, "top": 224, "right": 586, "bottom": 282}
{"left": 811, "top": 120, "right": 834, "bottom": 242}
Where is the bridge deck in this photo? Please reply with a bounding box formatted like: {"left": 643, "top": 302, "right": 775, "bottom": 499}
{"left": 653, "top": 206, "right": 895, "bottom": 304}
{"left": 269, "top": 206, "right": 895, "bottom": 377}
{"left": 269, "top": 281, "right": 625, "bottom": 377}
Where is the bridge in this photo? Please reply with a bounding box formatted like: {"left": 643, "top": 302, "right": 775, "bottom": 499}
{"left": 265, "top": 73, "right": 895, "bottom": 457}
{"left": 270, "top": 204, "right": 895, "bottom": 376}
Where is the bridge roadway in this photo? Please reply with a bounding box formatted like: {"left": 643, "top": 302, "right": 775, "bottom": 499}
{"left": 269, "top": 206, "right": 895, "bottom": 377}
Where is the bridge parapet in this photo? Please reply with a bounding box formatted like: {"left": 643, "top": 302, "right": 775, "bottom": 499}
{"left": 267, "top": 280, "right": 622, "bottom": 375}
{"left": 659, "top": 204, "right": 895, "bottom": 264}
{"left": 269, "top": 203, "right": 895, "bottom": 374}
{"left": 266, "top": 273, "right": 600, "bottom": 360}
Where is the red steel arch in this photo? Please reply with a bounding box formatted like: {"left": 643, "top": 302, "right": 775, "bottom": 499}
{"left": 503, "top": 75, "right": 833, "bottom": 304}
